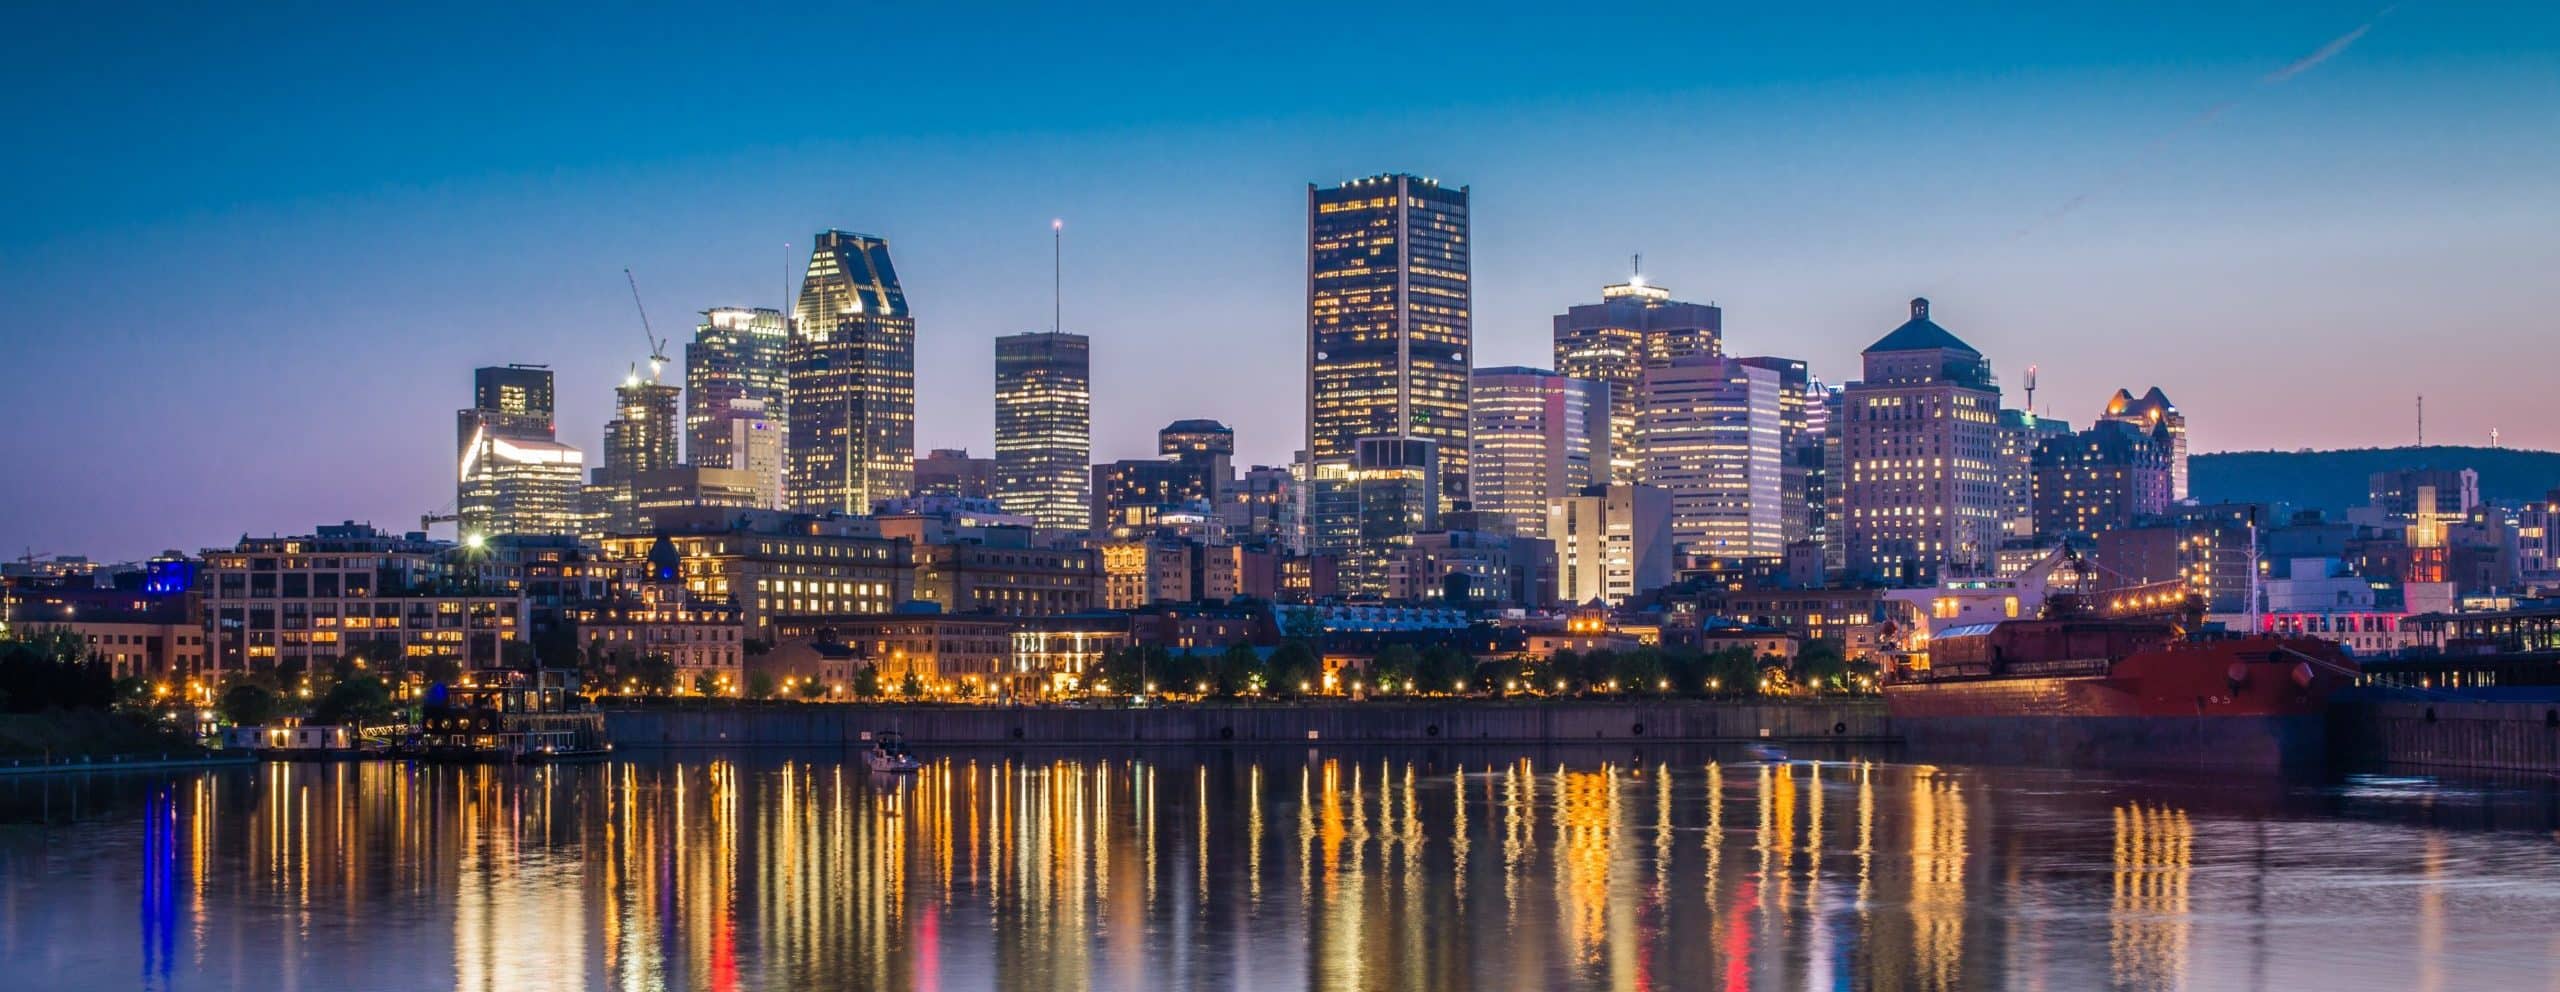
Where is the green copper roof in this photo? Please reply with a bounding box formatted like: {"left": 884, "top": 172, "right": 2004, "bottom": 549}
{"left": 1864, "top": 297, "right": 1980, "bottom": 355}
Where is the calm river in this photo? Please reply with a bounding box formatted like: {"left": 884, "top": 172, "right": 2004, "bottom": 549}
{"left": 3, "top": 746, "right": 2556, "bottom": 990}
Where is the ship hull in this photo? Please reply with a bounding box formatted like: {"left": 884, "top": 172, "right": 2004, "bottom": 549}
{"left": 1883, "top": 635, "right": 2355, "bottom": 771}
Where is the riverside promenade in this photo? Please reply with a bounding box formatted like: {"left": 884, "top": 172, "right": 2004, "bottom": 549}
{"left": 605, "top": 700, "right": 1893, "bottom": 749}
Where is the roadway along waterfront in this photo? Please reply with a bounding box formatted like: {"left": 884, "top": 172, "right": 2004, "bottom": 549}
{"left": 603, "top": 699, "right": 1893, "bottom": 748}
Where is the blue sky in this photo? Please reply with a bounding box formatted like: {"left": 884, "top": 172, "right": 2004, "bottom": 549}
{"left": 3, "top": 2, "right": 2555, "bottom": 559}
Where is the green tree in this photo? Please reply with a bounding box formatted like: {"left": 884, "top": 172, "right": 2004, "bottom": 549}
{"left": 1214, "top": 642, "right": 1264, "bottom": 696}
{"left": 1369, "top": 645, "right": 1420, "bottom": 694}
{"left": 1416, "top": 645, "right": 1469, "bottom": 694}
{"left": 630, "top": 654, "right": 679, "bottom": 696}
{"left": 799, "top": 678, "right": 828, "bottom": 700}
{"left": 218, "top": 683, "right": 279, "bottom": 727}
{"left": 312, "top": 675, "right": 396, "bottom": 727}
{"left": 853, "top": 664, "right": 883, "bottom": 698}
{"left": 1793, "top": 638, "right": 1851, "bottom": 694}
{"left": 747, "top": 671, "right": 777, "bottom": 700}
{"left": 1267, "top": 641, "right": 1321, "bottom": 698}
{"left": 898, "top": 672, "right": 926, "bottom": 698}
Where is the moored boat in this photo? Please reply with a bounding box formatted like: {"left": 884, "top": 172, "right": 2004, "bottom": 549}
{"left": 864, "top": 731, "right": 922, "bottom": 774}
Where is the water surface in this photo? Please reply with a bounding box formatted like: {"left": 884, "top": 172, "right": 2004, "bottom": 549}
{"left": 3, "top": 745, "right": 2556, "bottom": 991}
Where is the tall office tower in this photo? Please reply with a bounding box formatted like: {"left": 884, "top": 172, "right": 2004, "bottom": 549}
{"left": 1553, "top": 274, "right": 1724, "bottom": 483}
{"left": 993, "top": 331, "right": 1091, "bottom": 532}
{"left": 1342, "top": 437, "right": 1441, "bottom": 598}
{"left": 591, "top": 376, "right": 682, "bottom": 534}
{"left": 1819, "top": 386, "right": 1846, "bottom": 575}
{"left": 1842, "top": 298, "right": 2004, "bottom": 584}
{"left": 1305, "top": 174, "right": 1471, "bottom": 546}
{"left": 788, "top": 230, "right": 916, "bottom": 515}
{"left": 1735, "top": 356, "right": 1814, "bottom": 546}
{"left": 1159, "top": 419, "right": 1236, "bottom": 501}
{"left": 1467, "top": 367, "right": 1607, "bottom": 538}
{"left": 1997, "top": 409, "right": 2074, "bottom": 541}
{"left": 456, "top": 365, "right": 584, "bottom": 538}
{"left": 686, "top": 307, "right": 788, "bottom": 469}
{"left": 1639, "top": 357, "right": 1784, "bottom": 559}
{"left": 727, "top": 398, "right": 786, "bottom": 510}
{"left": 2099, "top": 387, "right": 2189, "bottom": 502}
{"left": 1548, "top": 483, "right": 1674, "bottom": 606}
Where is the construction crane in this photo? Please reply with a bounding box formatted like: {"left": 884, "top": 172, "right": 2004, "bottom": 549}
{"left": 625, "top": 267, "right": 668, "bottom": 381}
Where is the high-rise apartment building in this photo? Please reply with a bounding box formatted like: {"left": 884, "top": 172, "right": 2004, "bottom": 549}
{"left": 2099, "top": 387, "right": 2189, "bottom": 502}
{"left": 788, "top": 230, "right": 915, "bottom": 515}
{"left": 1842, "top": 299, "right": 2004, "bottom": 584}
{"left": 687, "top": 307, "right": 789, "bottom": 472}
{"left": 1305, "top": 174, "right": 1471, "bottom": 533}
{"left": 1553, "top": 276, "right": 1724, "bottom": 483}
{"left": 993, "top": 331, "right": 1091, "bottom": 532}
{"left": 2031, "top": 419, "right": 2173, "bottom": 543}
{"left": 456, "top": 365, "right": 584, "bottom": 538}
{"left": 1467, "top": 367, "right": 1607, "bottom": 539}
{"left": 1549, "top": 483, "right": 1673, "bottom": 606}
{"left": 1639, "top": 357, "right": 1785, "bottom": 559}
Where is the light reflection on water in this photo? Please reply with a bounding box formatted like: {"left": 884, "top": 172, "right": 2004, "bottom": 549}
{"left": 3, "top": 748, "right": 2557, "bottom": 991}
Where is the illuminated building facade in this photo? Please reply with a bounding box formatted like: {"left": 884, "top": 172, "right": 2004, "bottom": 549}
{"left": 723, "top": 398, "right": 785, "bottom": 509}
{"left": 788, "top": 230, "right": 915, "bottom": 515}
{"left": 685, "top": 306, "right": 789, "bottom": 472}
{"left": 1159, "top": 419, "right": 1235, "bottom": 501}
{"left": 598, "top": 508, "right": 908, "bottom": 632}
{"left": 1467, "top": 366, "right": 1607, "bottom": 539}
{"left": 589, "top": 378, "right": 682, "bottom": 535}
{"left": 1548, "top": 483, "right": 1673, "bottom": 606}
{"left": 993, "top": 331, "right": 1091, "bottom": 532}
{"left": 2031, "top": 419, "right": 2172, "bottom": 543}
{"left": 1842, "top": 298, "right": 2004, "bottom": 584}
{"left": 198, "top": 523, "right": 524, "bottom": 678}
{"left": 574, "top": 538, "right": 746, "bottom": 694}
{"left": 1091, "top": 457, "right": 1218, "bottom": 536}
{"left": 1342, "top": 437, "right": 1442, "bottom": 598}
{"left": 1639, "top": 356, "right": 1784, "bottom": 559}
{"left": 1305, "top": 174, "right": 1471, "bottom": 538}
{"left": 456, "top": 365, "right": 584, "bottom": 538}
{"left": 1552, "top": 276, "right": 1723, "bottom": 483}
{"left": 2099, "top": 386, "right": 2189, "bottom": 502}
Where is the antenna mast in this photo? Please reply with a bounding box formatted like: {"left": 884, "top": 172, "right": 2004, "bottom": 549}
{"left": 2416, "top": 394, "right": 2425, "bottom": 447}
{"left": 1052, "top": 218, "right": 1064, "bottom": 334}
{"left": 2024, "top": 364, "right": 2039, "bottom": 414}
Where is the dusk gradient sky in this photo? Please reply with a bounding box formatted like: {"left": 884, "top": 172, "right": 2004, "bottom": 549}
{"left": 4, "top": 2, "right": 2556, "bottom": 560}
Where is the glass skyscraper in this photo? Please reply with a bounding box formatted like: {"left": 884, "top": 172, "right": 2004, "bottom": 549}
{"left": 1306, "top": 173, "right": 1470, "bottom": 553}
{"left": 1467, "top": 367, "right": 1607, "bottom": 538}
{"left": 686, "top": 306, "right": 788, "bottom": 471}
{"left": 455, "top": 364, "right": 584, "bottom": 538}
{"left": 993, "top": 331, "right": 1091, "bottom": 533}
{"left": 788, "top": 230, "right": 916, "bottom": 515}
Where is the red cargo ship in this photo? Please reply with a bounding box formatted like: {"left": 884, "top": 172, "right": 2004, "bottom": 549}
{"left": 1883, "top": 583, "right": 2362, "bottom": 771}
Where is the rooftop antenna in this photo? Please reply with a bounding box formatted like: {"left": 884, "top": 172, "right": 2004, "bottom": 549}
{"left": 2416, "top": 394, "right": 2424, "bottom": 447}
{"left": 623, "top": 267, "right": 668, "bottom": 381}
{"left": 2023, "top": 364, "right": 2039, "bottom": 413}
{"left": 1052, "top": 218, "right": 1064, "bottom": 334}
{"left": 782, "top": 242, "right": 794, "bottom": 335}
{"left": 2491, "top": 426, "right": 2501, "bottom": 449}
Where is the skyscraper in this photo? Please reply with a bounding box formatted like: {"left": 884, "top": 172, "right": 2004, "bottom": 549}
{"left": 2098, "top": 387, "right": 2189, "bottom": 502}
{"left": 1842, "top": 298, "right": 2004, "bottom": 584}
{"left": 1159, "top": 419, "right": 1236, "bottom": 499}
{"left": 1467, "top": 367, "right": 1607, "bottom": 538}
{"left": 1305, "top": 174, "right": 1471, "bottom": 541}
{"left": 788, "top": 230, "right": 915, "bottom": 515}
{"left": 1553, "top": 275, "right": 1724, "bottom": 483}
{"left": 1639, "top": 356, "right": 1784, "bottom": 560}
{"left": 993, "top": 331, "right": 1091, "bottom": 532}
{"left": 591, "top": 376, "right": 681, "bottom": 534}
{"left": 2031, "top": 419, "right": 2173, "bottom": 543}
{"left": 686, "top": 306, "right": 788, "bottom": 472}
{"left": 456, "top": 365, "right": 584, "bottom": 538}
{"left": 1549, "top": 483, "right": 1673, "bottom": 606}
{"left": 1343, "top": 437, "right": 1442, "bottom": 598}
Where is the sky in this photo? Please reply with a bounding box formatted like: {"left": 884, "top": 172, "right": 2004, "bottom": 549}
{"left": 3, "top": 2, "right": 2555, "bottom": 561}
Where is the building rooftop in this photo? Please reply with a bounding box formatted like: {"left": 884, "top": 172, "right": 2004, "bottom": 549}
{"left": 1864, "top": 297, "right": 1980, "bottom": 355}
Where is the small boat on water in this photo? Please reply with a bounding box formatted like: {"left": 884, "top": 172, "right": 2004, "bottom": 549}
{"left": 1743, "top": 743, "right": 1791, "bottom": 762}
{"left": 864, "top": 731, "right": 922, "bottom": 773}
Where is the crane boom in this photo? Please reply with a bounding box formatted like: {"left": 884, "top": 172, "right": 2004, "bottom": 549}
{"left": 624, "top": 267, "right": 668, "bottom": 378}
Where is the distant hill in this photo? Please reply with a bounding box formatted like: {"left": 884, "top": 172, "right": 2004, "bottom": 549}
{"left": 2191, "top": 446, "right": 2560, "bottom": 515}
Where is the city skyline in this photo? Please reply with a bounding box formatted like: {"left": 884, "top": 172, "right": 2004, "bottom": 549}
{"left": 6, "top": 3, "right": 2558, "bottom": 559}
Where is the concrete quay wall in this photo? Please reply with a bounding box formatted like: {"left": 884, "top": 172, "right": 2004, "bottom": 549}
{"left": 2333, "top": 699, "right": 2560, "bottom": 774}
{"left": 605, "top": 701, "right": 1893, "bottom": 749}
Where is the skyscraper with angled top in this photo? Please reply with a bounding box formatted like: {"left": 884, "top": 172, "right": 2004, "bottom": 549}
{"left": 994, "top": 331, "right": 1091, "bottom": 532}
{"left": 1305, "top": 173, "right": 1471, "bottom": 556}
{"left": 1842, "top": 298, "right": 2004, "bottom": 584}
{"left": 788, "top": 230, "right": 915, "bottom": 515}
{"left": 1553, "top": 273, "right": 1724, "bottom": 484}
